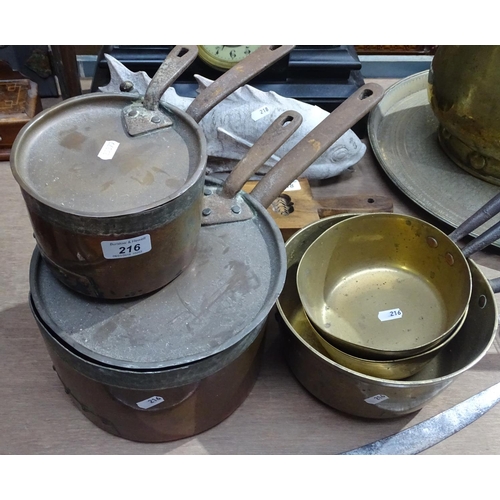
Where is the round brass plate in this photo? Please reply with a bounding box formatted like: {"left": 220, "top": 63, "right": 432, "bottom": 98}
{"left": 368, "top": 71, "right": 500, "bottom": 249}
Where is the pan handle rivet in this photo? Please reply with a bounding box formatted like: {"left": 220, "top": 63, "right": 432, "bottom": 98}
{"left": 202, "top": 208, "right": 212, "bottom": 216}
{"left": 445, "top": 252, "right": 455, "bottom": 266}
{"left": 427, "top": 236, "right": 438, "bottom": 248}
{"left": 151, "top": 115, "right": 162, "bottom": 124}
{"left": 231, "top": 205, "right": 242, "bottom": 214}
{"left": 478, "top": 295, "right": 487, "bottom": 309}
{"left": 128, "top": 109, "right": 138, "bottom": 117}
{"left": 204, "top": 188, "right": 212, "bottom": 196}
{"left": 120, "top": 81, "right": 134, "bottom": 92}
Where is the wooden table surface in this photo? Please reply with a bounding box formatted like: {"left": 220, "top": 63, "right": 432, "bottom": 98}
{"left": 2, "top": 80, "right": 500, "bottom": 455}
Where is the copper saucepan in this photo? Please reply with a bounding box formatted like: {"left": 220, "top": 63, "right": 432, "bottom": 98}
{"left": 11, "top": 45, "right": 295, "bottom": 299}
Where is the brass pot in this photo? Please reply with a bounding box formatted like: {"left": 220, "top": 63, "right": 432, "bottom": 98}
{"left": 296, "top": 203, "right": 500, "bottom": 360}
{"left": 429, "top": 45, "right": 500, "bottom": 185}
{"left": 296, "top": 213, "right": 471, "bottom": 359}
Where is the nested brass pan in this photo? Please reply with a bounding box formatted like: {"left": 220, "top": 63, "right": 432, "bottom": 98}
{"left": 277, "top": 214, "right": 499, "bottom": 418}
{"left": 297, "top": 198, "right": 500, "bottom": 360}
{"left": 306, "top": 305, "right": 466, "bottom": 380}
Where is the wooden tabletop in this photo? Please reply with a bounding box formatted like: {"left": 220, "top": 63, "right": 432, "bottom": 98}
{"left": 2, "top": 80, "right": 500, "bottom": 455}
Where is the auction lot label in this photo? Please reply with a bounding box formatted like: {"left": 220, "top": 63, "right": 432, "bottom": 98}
{"left": 101, "top": 234, "right": 152, "bottom": 259}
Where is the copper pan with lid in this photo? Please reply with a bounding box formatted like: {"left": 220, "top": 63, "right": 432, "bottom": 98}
{"left": 11, "top": 45, "right": 294, "bottom": 299}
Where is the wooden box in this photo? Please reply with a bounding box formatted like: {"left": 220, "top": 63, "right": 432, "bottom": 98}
{"left": 243, "top": 178, "right": 393, "bottom": 241}
{"left": 0, "top": 63, "right": 42, "bottom": 161}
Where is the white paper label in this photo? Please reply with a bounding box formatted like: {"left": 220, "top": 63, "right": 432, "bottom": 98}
{"left": 378, "top": 308, "right": 403, "bottom": 322}
{"left": 364, "top": 394, "right": 390, "bottom": 405}
{"left": 284, "top": 180, "right": 301, "bottom": 191}
{"left": 136, "top": 396, "right": 164, "bottom": 409}
{"left": 251, "top": 105, "right": 271, "bottom": 121}
{"left": 98, "top": 140, "right": 120, "bottom": 160}
{"left": 101, "top": 234, "right": 152, "bottom": 259}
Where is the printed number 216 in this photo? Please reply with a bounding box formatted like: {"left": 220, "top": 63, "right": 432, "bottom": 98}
{"left": 119, "top": 244, "right": 141, "bottom": 254}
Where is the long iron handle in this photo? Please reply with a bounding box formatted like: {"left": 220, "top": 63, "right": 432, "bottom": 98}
{"left": 249, "top": 82, "right": 385, "bottom": 209}
{"left": 186, "top": 45, "right": 295, "bottom": 123}
{"left": 221, "top": 111, "right": 303, "bottom": 200}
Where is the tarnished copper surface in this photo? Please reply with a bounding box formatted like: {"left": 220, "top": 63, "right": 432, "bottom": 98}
{"left": 32, "top": 296, "right": 266, "bottom": 443}
{"left": 11, "top": 44, "right": 297, "bottom": 299}
{"left": 29, "top": 175, "right": 286, "bottom": 369}
{"left": 26, "top": 182, "right": 203, "bottom": 298}
{"left": 11, "top": 93, "right": 205, "bottom": 216}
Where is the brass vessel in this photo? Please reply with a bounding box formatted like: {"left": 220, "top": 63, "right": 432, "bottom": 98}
{"left": 429, "top": 45, "right": 500, "bottom": 185}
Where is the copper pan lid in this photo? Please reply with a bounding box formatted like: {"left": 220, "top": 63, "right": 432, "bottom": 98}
{"left": 10, "top": 92, "right": 207, "bottom": 217}
{"left": 28, "top": 176, "right": 286, "bottom": 370}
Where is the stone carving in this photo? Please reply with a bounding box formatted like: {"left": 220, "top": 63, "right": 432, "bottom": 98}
{"left": 100, "top": 54, "right": 366, "bottom": 179}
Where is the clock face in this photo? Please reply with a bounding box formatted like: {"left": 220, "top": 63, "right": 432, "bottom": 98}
{"left": 198, "top": 45, "right": 261, "bottom": 70}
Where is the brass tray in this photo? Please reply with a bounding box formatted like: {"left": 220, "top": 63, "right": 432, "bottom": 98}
{"left": 368, "top": 70, "right": 500, "bottom": 249}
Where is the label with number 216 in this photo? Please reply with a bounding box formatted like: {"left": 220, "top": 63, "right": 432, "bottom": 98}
{"left": 101, "top": 234, "right": 152, "bottom": 260}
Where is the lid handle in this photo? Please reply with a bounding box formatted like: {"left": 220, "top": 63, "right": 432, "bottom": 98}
{"left": 143, "top": 45, "right": 199, "bottom": 111}
{"left": 123, "top": 45, "right": 198, "bottom": 136}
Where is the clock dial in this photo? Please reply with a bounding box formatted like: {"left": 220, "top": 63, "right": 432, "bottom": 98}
{"left": 198, "top": 45, "right": 261, "bottom": 71}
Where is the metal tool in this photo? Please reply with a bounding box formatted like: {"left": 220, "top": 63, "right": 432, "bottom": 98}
{"left": 342, "top": 381, "right": 500, "bottom": 455}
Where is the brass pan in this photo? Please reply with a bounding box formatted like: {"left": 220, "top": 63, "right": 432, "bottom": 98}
{"left": 297, "top": 197, "right": 500, "bottom": 360}
{"left": 306, "top": 305, "right": 466, "bottom": 380}
{"left": 277, "top": 214, "right": 499, "bottom": 419}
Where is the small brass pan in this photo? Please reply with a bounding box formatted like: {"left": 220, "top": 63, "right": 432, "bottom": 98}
{"left": 297, "top": 195, "right": 500, "bottom": 360}
{"left": 305, "top": 306, "right": 466, "bottom": 380}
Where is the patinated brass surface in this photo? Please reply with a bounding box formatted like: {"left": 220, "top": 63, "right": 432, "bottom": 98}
{"left": 367, "top": 71, "right": 500, "bottom": 249}
{"left": 307, "top": 307, "right": 465, "bottom": 380}
{"left": 429, "top": 46, "right": 500, "bottom": 185}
